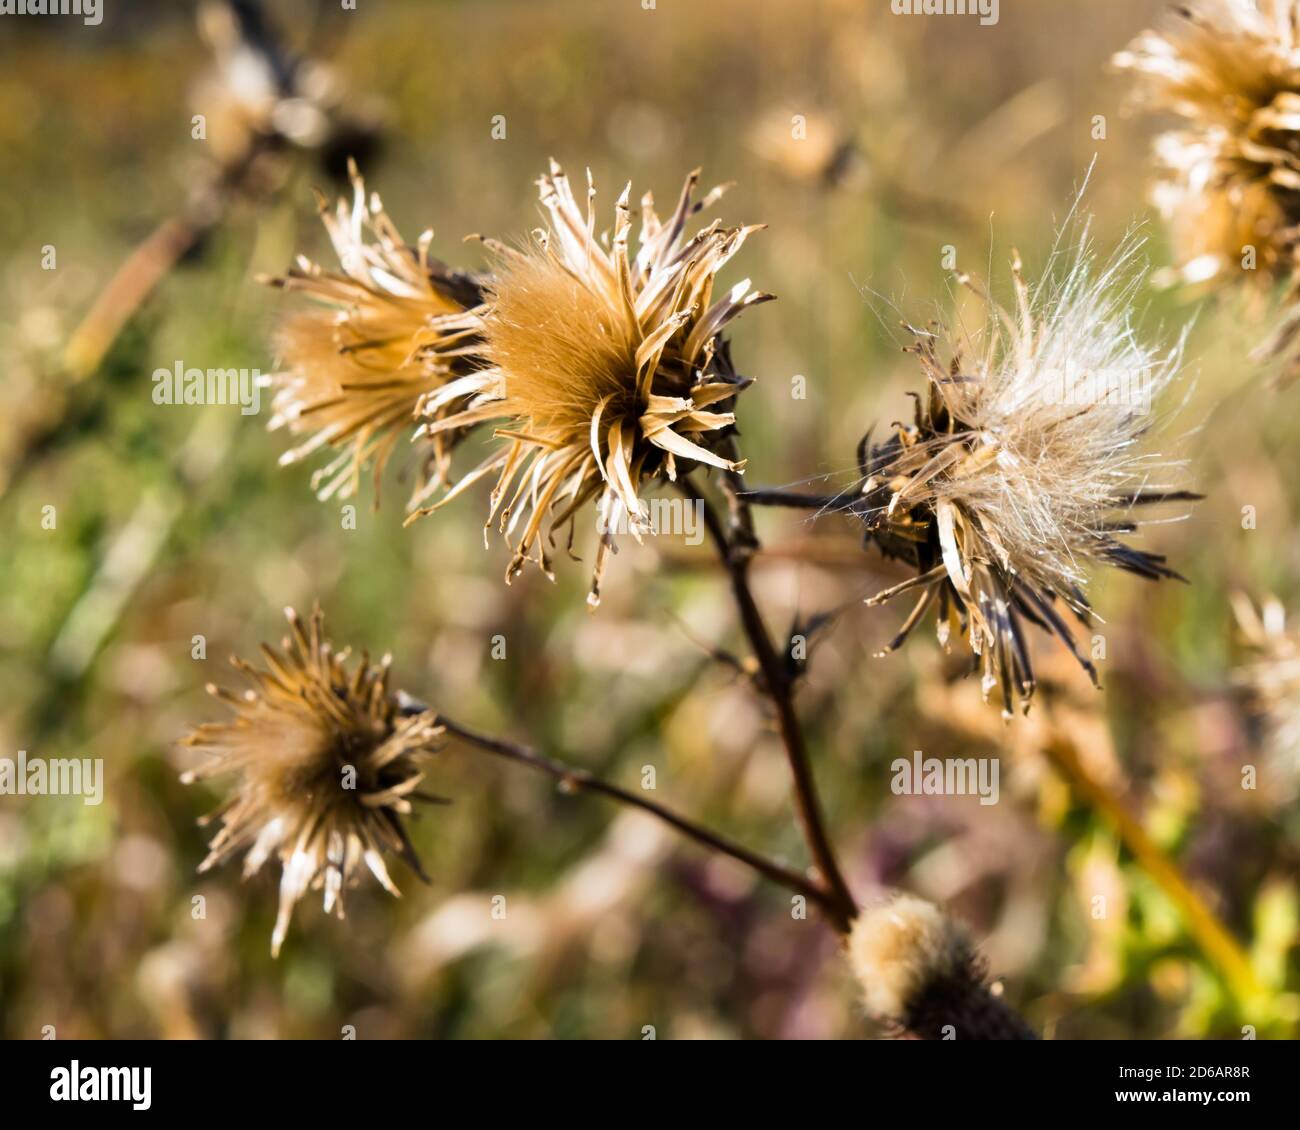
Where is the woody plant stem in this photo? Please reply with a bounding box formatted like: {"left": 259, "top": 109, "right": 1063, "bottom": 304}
{"left": 395, "top": 696, "right": 835, "bottom": 915}
{"left": 680, "top": 471, "right": 858, "bottom": 935}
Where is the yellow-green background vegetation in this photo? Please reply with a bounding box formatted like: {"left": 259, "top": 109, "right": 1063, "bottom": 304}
{"left": 1, "top": 0, "right": 1296, "bottom": 1038}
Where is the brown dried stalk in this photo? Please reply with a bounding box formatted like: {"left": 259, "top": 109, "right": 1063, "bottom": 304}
{"left": 680, "top": 472, "right": 858, "bottom": 936}
{"left": 399, "top": 699, "right": 837, "bottom": 916}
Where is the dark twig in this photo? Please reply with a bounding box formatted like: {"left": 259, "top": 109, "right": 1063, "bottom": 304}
{"left": 736, "top": 487, "right": 859, "bottom": 512}
{"left": 395, "top": 697, "right": 835, "bottom": 915}
{"left": 679, "top": 474, "right": 858, "bottom": 934}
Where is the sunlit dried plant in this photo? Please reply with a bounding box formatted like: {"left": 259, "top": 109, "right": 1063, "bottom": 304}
{"left": 1115, "top": 0, "right": 1300, "bottom": 374}
{"left": 193, "top": 0, "right": 382, "bottom": 170}
{"left": 848, "top": 895, "right": 1035, "bottom": 1040}
{"left": 199, "top": 134, "right": 1220, "bottom": 1036}
{"left": 407, "top": 160, "right": 771, "bottom": 605}
{"left": 1232, "top": 593, "right": 1300, "bottom": 792}
{"left": 180, "top": 605, "right": 443, "bottom": 956}
{"left": 860, "top": 236, "right": 1192, "bottom": 714}
{"left": 750, "top": 232, "right": 1194, "bottom": 715}
{"left": 265, "top": 162, "right": 485, "bottom": 506}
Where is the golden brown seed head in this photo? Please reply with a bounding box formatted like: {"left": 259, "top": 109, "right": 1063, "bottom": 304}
{"left": 1115, "top": 1, "right": 1300, "bottom": 289}
{"left": 180, "top": 605, "right": 442, "bottom": 956}
{"left": 1232, "top": 593, "right": 1300, "bottom": 795}
{"left": 409, "top": 160, "right": 772, "bottom": 605}
{"left": 267, "top": 162, "right": 485, "bottom": 507}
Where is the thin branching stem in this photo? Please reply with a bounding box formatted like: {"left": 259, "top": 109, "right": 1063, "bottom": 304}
{"left": 397, "top": 699, "right": 836, "bottom": 914}
{"left": 736, "top": 486, "right": 860, "bottom": 512}
{"left": 680, "top": 474, "right": 858, "bottom": 935}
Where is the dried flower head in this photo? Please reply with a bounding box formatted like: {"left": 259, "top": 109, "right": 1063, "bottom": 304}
{"left": 266, "top": 162, "right": 485, "bottom": 507}
{"left": 857, "top": 233, "right": 1192, "bottom": 715}
{"left": 180, "top": 605, "right": 443, "bottom": 956}
{"left": 1115, "top": 2, "right": 1300, "bottom": 293}
{"left": 1232, "top": 593, "right": 1300, "bottom": 793}
{"left": 847, "top": 894, "right": 1034, "bottom": 1040}
{"left": 193, "top": 0, "right": 382, "bottom": 172}
{"left": 408, "top": 161, "right": 771, "bottom": 606}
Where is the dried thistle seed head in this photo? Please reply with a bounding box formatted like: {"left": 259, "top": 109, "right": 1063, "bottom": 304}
{"left": 847, "top": 895, "right": 1035, "bottom": 1040}
{"left": 848, "top": 895, "right": 973, "bottom": 1025}
{"left": 859, "top": 232, "right": 1192, "bottom": 716}
{"left": 265, "top": 161, "right": 486, "bottom": 507}
{"left": 180, "top": 605, "right": 443, "bottom": 957}
{"left": 408, "top": 160, "right": 772, "bottom": 607}
{"left": 1232, "top": 593, "right": 1300, "bottom": 793}
{"left": 193, "top": 0, "right": 381, "bottom": 171}
{"left": 1115, "top": 1, "right": 1300, "bottom": 292}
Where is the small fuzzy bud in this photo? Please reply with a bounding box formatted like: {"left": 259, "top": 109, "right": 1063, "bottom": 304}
{"left": 848, "top": 895, "right": 1035, "bottom": 1040}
